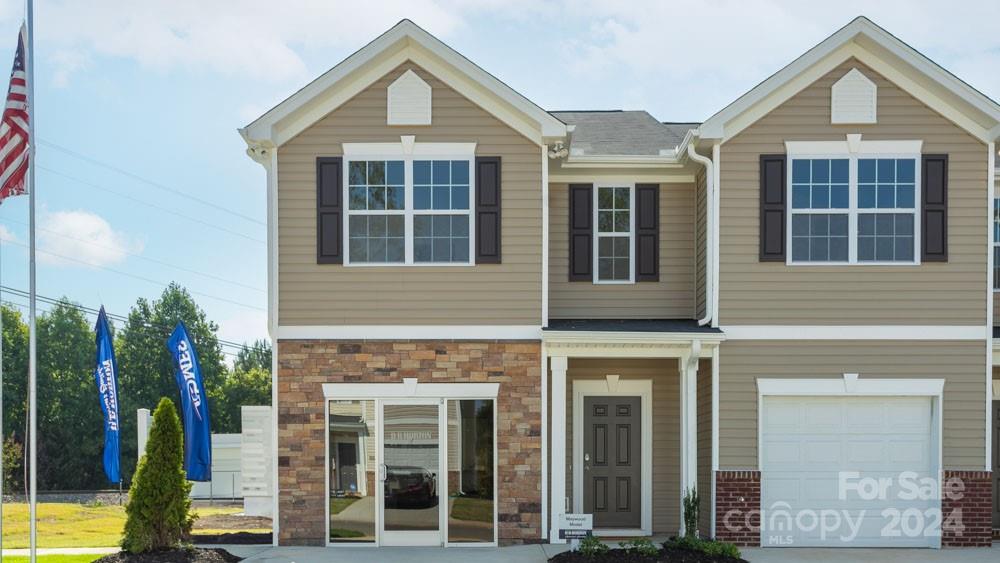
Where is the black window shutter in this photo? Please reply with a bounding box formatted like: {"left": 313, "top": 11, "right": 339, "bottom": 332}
{"left": 921, "top": 154, "right": 948, "bottom": 262}
{"left": 475, "top": 156, "right": 502, "bottom": 264}
{"left": 316, "top": 157, "right": 343, "bottom": 264}
{"left": 635, "top": 184, "right": 659, "bottom": 281}
{"left": 569, "top": 184, "right": 593, "bottom": 281}
{"left": 759, "top": 154, "right": 787, "bottom": 261}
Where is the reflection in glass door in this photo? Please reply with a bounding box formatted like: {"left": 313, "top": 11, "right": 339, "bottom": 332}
{"left": 380, "top": 401, "right": 442, "bottom": 546}
{"left": 329, "top": 400, "right": 376, "bottom": 543}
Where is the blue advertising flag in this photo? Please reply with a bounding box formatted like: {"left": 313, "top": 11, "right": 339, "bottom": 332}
{"left": 93, "top": 307, "right": 121, "bottom": 484}
{"left": 167, "top": 321, "right": 212, "bottom": 481}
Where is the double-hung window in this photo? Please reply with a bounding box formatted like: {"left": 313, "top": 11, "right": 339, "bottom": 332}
{"left": 594, "top": 184, "right": 633, "bottom": 283}
{"left": 343, "top": 144, "right": 475, "bottom": 266}
{"left": 788, "top": 153, "right": 919, "bottom": 264}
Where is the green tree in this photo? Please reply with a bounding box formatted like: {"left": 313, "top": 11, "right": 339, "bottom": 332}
{"left": 37, "top": 300, "right": 106, "bottom": 490}
{"left": 210, "top": 366, "right": 270, "bottom": 434}
{"left": 121, "top": 398, "right": 193, "bottom": 552}
{"left": 117, "top": 283, "right": 224, "bottom": 484}
{"left": 234, "top": 339, "right": 271, "bottom": 374}
{"left": 0, "top": 304, "right": 28, "bottom": 493}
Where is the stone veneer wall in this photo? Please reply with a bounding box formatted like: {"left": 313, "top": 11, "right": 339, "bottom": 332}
{"left": 941, "top": 470, "right": 993, "bottom": 547}
{"left": 276, "top": 340, "right": 543, "bottom": 545}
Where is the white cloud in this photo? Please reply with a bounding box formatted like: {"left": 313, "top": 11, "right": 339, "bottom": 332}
{"left": 0, "top": 223, "right": 17, "bottom": 245}
{"left": 39, "top": 210, "right": 143, "bottom": 268}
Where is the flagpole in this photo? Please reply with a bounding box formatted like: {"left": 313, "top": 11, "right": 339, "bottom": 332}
{"left": 25, "top": 0, "right": 37, "bottom": 561}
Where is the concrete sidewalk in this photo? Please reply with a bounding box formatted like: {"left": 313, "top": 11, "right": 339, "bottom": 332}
{"left": 219, "top": 543, "right": 1000, "bottom": 563}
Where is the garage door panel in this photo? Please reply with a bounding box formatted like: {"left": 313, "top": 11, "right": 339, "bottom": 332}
{"left": 761, "top": 396, "right": 936, "bottom": 548}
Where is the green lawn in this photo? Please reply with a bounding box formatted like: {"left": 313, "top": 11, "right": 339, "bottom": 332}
{"left": 449, "top": 496, "right": 493, "bottom": 522}
{"left": 1, "top": 503, "right": 263, "bottom": 548}
{"left": 329, "top": 496, "right": 361, "bottom": 515}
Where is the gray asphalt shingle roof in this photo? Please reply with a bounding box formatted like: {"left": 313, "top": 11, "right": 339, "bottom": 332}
{"left": 549, "top": 110, "right": 697, "bottom": 156}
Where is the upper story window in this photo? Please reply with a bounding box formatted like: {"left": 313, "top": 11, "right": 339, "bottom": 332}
{"left": 788, "top": 154, "right": 919, "bottom": 265}
{"left": 594, "top": 185, "right": 633, "bottom": 283}
{"left": 343, "top": 143, "right": 475, "bottom": 266}
{"left": 993, "top": 198, "right": 1000, "bottom": 290}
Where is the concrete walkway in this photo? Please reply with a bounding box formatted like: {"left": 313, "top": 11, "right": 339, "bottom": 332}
{"left": 218, "top": 543, "right": 1000, "bottom": 563}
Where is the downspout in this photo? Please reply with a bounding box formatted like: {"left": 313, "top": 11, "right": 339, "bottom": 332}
{"left": 688, "top": 142, "right": 714, "bottom": 326}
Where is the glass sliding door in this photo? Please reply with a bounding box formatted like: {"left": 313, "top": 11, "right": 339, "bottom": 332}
{"left": 328, "top": 400, "right": 376, "bottom": 543}
{"left": 446, "top": 399, "right": 495, "bottom": 544}
{"left": 380, "top": 400, "right": 443, "bottom": 546}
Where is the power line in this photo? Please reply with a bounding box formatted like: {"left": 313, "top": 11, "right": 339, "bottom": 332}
{"left": 0, "top": 286, "right": 256, "bottom": 353}
{"left": 0, "top": 239, "right": 265, "bottom": 312}
{"left": 0, "top": 216, "right": 265, "bottom": 293}
{"left": 37, "top": 166, "right": 265, "bottom": 245}
{"left": 38, "top": 139, "right": 266, "bottom": 227}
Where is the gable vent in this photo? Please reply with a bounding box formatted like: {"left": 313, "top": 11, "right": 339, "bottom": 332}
{"left": 831, "top": 68, "right": 877, "bottom": 124}
{"left": 387, "top": 69, "right": 432, "bottom": 125}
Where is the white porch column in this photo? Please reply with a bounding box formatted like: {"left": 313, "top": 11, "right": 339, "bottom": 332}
{"left": 679, "top": 345, "right": 699, "bottom": 536}
{"left": 549, "top": 355, "right": 568, "bottom": 543}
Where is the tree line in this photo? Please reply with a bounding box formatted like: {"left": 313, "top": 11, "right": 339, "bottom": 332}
{"left": 1, "top": 282, "right": 270, "bottom": 492}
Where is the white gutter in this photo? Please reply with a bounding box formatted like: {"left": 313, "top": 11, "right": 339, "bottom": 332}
{"left": 687, "top": 141, "right": 715, "bottom": 326}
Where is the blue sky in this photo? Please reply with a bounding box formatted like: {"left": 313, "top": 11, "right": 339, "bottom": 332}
{"left": 0, "top": 0, "right": 996, "bottom": 351}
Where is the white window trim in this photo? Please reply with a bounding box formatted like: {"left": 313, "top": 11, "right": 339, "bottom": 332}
{"left": 992, "top": 197, "right": 999, "bottom": 291}
{"left": 593, "top": 183, "right": 635, "bottom": 284}
{"left": 786, "top": 152, "right": 921, "bottom": 266}
{"left": 342, "top": 140, "right": 476, "bottom": 267}
{"left": 323, "top": 379, "right": 499, "bottom": 399}
{"left": 572, "top": 377, "right": 653, "bottom": 537}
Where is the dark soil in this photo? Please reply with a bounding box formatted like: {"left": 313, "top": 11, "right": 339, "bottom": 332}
{"left": 549, "top": 547, "right": 748, "bottom": 563}
{"left": 191, "top": 531, "right": 272, "bottom": 545}
{"left": 94, "top": 548, "right": 242, "bottom": 563}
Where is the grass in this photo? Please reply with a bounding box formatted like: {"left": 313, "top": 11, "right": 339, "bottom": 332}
{"left": 449, "top": 496, "right": 493, "bottom": 523}
{"left": 4, "top": 556, "right": 102, "bottom": 563}
{"left": 329, "top": 528, "right": 366, "bottom": 539}
{"left": 329, "top": 496, "right": 361, "bottom": 515}
{"left": 1, "top": 503, "right": 266, "bottom": 548}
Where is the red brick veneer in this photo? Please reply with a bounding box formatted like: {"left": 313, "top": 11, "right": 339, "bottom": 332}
{"left": 715, "top": 470, "right": 761, "bottom": 546}
{"left": 276, "top": 340, "right": 542, "bottom": 546}
{"left": 941, "top": 470, "right": 993, "bottom": 547}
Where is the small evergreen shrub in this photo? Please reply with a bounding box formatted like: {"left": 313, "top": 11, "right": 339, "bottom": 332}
{"left": 577, "top": 535, "right": 609, "bottom": 557}
{"left": 664, "top": 536, "right": 742, "bottom": 560}
{"left": 121, "top": 398, "right": 194, "bottom": 553}
{"left": 682, "top": 487, "right": 700, "bottom": 538}
{"left": 619, "top": 537, "right": 659, "bottom": 556}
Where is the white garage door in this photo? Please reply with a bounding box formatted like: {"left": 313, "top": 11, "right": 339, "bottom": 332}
{"left": 761, "top": 396, "right": 937, "bottom": 548}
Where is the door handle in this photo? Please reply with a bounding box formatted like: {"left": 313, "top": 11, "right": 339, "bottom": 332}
{"left": 379, "top": 464, "right": 387, "bottom": 481}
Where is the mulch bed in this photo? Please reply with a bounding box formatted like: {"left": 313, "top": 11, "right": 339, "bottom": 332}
{"left": 191, "top": 531, "right": 273, "bottom": 545}
{"left": 550, "top": 546, "right": 748, "bottom": 563}
{"left": 95, "top": 548, "right": 242, "bottom": 563}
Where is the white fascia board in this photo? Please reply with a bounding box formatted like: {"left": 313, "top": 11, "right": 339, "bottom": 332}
{"left": 542, "top": 330, "right": 724, "bottom": 348}
{"left": 277, "top": 325, "right": 541, "bottom": 340}
{"left": 785, "top": 137, "right": 922, "bottom": 155}
{"left": 722, "top": 325, "right": 988, "bottom": 340}
{"left": 757, "top": 377, "right": 944, "bottom": 397}
{"left": 700, "top": 17, "right": 1000, "bottom": 142}
{"left": 322, "top": 379, "right": 499, "bottom": 399}
{"left": 559, "top": 154, "right": 683, "bottom": 168}
{"left": 342, "top": 141, "right": 476, "bottom": 156}
{"left": 242, "top": 20, "right": 566, "bottom": 149}
{"left": 549, "top": 173, "right": 696, "bottom": 184}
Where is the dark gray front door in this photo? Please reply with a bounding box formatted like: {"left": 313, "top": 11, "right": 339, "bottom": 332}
{"left": 993, "top": 400, "right": 999, "bottom": 528}
{"left": 337, "top": 442, "right": 359, "bottom": 493}
{"left": 583, "top": 396, "right": 641, "bottom": 529}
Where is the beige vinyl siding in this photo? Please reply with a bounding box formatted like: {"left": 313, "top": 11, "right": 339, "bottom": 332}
{"left": 548, "top": 183, "right": 696, "bottom": 319}
{"left": 695, "top": 169, "right": 708, "bottom": 319}
{"left": 718, "top": 340, "right": 986, "bottom": 470}
{"left": 718, "top": 59, "right": 988, "bottom": 325}
{"left": 560, "top": 358, "right": 680, "bottom": 534}
{"left": 695, "top": 358, "right": 712, "bottom": 535}
{"left": 277, "top": 62, "right": 542, "bottom": 325}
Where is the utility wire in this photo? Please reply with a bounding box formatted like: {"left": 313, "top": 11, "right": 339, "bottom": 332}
{"left": 0, "top": 239, "right": 264, "bottom": 312}
{"left": 0, "top": 216, "right": 264, "bottom": 293}
{"left": 37, "top": 166, "right": 265, "bottom": 245}
{"left": 38, "top": 139, "right": 266, "bottom": 227}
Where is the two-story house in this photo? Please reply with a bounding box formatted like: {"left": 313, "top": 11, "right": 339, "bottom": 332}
{"left": 240, "top": 16, "right": 1000, "bottom": 550}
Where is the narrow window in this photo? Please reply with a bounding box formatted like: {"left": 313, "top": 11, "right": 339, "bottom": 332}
{"left": 413, "top": 160, "right": 471, "bottom": 263}
{"left": 347, "top": 160, "right": 405, "bottom": 263}
{"left": 993, "top": 198, "right": 1000, "bottom": 290}
{"left": 595, "top": 185, "right": 632, "bottom": 282}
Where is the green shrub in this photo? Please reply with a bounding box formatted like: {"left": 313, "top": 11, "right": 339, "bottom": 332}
{"left": 682, "top": 487, "right": 699, "bottom": 537}
{"left": 577, "top": 535, "right": 609, "bottom": 557}
{"left": 619, "top": 537, "right": 659, "bottom": 556}
{"left": 664, "top": 536, "right": 742, "bottom": 560}
{"left": 121, "top": 398, "right": 194, "bottom": 553}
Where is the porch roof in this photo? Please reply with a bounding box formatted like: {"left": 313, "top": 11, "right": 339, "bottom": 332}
{"left": 545, "top": 318, "right": 722, "bottom": 334}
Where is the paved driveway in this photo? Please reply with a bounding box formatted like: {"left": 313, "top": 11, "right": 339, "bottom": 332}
{"left": 222, "top": 543, "right": 1000, "bottom": 563}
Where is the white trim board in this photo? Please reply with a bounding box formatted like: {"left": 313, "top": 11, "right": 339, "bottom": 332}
{"left": 572, "top": 378, "right": 653, "bottom": 537}
{"left": 721, "top": 325, "right": 986, "bottom": 340}
{"left": 756, "top": 376, "right": 945, "bottom": 397}
{"left": 278, "top": 325, "right": 542, "bottom": 340}
{"left": 322, "top": 379, "right": 499, "bottom": 399}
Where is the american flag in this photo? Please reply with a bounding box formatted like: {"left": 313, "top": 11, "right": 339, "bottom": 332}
{"left": 0, "top": 25, "right": 28, "bottom": 203}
